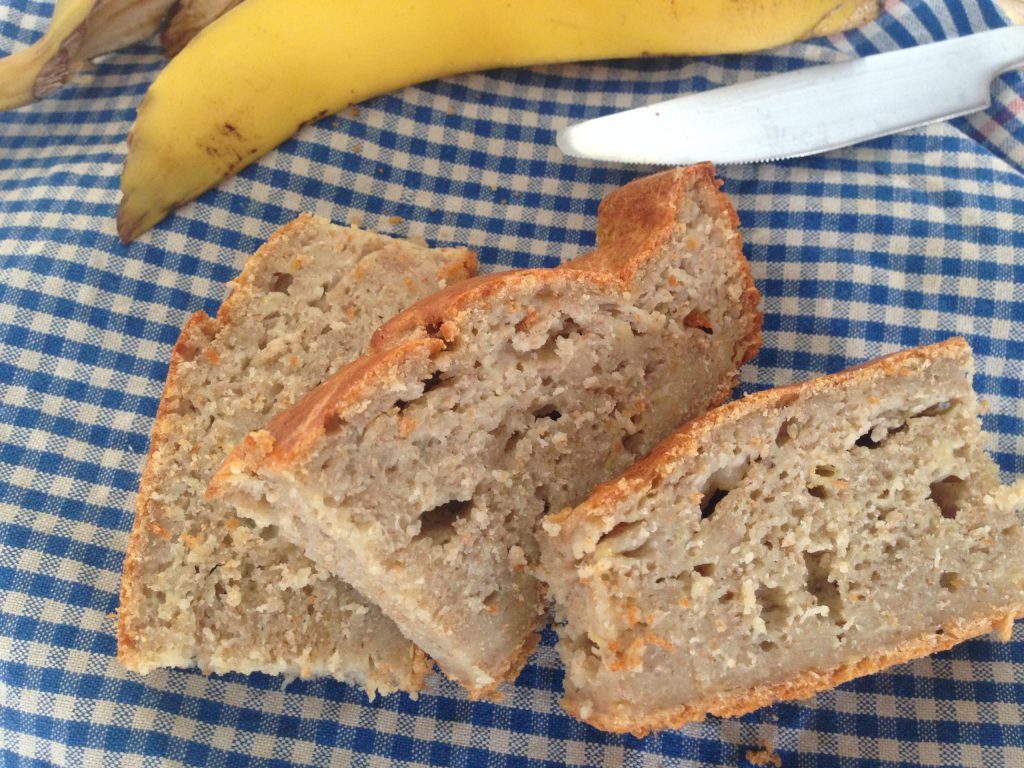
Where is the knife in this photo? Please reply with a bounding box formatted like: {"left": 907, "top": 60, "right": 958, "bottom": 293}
{"left": 557, "top": 26, "right": 1024, "bottom": 165}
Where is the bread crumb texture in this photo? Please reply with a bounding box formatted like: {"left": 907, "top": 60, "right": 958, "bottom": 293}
{"left": 210, "top": 164, "right": 762, "bottom": 696}
{"left": 542, "top": 337, "right": 1024, "bottom": 734}
{"left": 119, "top": 214, "right": 475, "bottom": 695}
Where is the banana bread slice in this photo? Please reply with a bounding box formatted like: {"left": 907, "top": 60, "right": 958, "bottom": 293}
{"left": 119, "top": 215, "right": 476, "bottom": 694}
{"left": 542, "top": 338, "right": 1024, "bottom": 734}
{"left": 208, "top": 164, "right": 763, "bottom": 696}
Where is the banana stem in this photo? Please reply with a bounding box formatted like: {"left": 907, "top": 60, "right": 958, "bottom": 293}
{"left": 0, "top": 0, "right": 97, "bottom": 111}
{"left": 0, "top": 0, "right": 177, "bottom": 112}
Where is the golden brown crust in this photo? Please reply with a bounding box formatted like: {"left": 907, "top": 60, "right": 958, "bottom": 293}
{"left": 548, "top": 337, "right": 971, "bottom": 532}
{"left": 118, "top": 310, "right": 214, "bottom": 667}
{"left": 216, "top": 165, "right": 761, "bottom": 491}
{"left": 566, "top": 606, "right": 1024, "bottom": 736}
{"left": 206, "top": 337, "right": 445, "bottom": 492}
{"left": 369, "top": 270, "right": 620, "bottom": 352}
{"left": 565, "top": 165, "right": 711, "bottom": 280}
{"left": 565, "top": 163, "right": 761, "bottom": 372}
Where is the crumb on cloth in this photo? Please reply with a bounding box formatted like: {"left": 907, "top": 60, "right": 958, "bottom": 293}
{"left": 745, "top": 741, "right": 782, "bottom": 767}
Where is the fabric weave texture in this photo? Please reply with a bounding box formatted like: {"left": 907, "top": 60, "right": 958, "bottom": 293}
{"left": 0, "top": 0, "right": 1022, "bottom": 765}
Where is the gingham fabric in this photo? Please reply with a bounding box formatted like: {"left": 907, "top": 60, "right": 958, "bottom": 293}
{"left": 1, "top": 0, "right": 1022, "bottom": 765}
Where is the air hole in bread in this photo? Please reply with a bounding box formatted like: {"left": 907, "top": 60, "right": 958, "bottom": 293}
{"left": 808, "top": 465, "right": 837, "bottom": 499}
{"left": 582, "top": 635, "right": 602, "bottom": 659}
{"left": 621, "top": 431, "right": 645, "bottom": 457}
{"left": 269, "top": 272, "right": 294, "bottom": 294}
{"left": 756, "top": 586, "right": 790, "bottom": 633}
{"left": 700, "top": 488, "right": 729, "bottom": 520}
{"left": 482, "top": 591, "right": 500, "bottom": 613}
{"left": 532, "top": 405, "right": 562, "bottom": 421}
{"left": 557, "top": 318, "right": 582, "bottom": 339}
{"left": 532, "top": 317, "right": 584, "bottom": 360}
{"left": 683, "top": 309, "right": 714, "bottom": 335}
{"left": 393, "top": 370, "right": 446, "bottom": 414}
{"left": 759, "top": 640, "right": 777, "bottom": 652}
{"left": 718, "top": 590, "right": 734, "bottom": 604}
{"left": 258, "top": 525, "right": 279, "bottom": 542}
{"left": 420, "top": 369, "right": 445, "bottom": 396}
{"left": 498, "top": 429, "right": 524, "bottom": 456}
{"left": 698, "top": 460, "right": 750, "bottom": 520}
{"left": 807, "top": 485, "right": 829, "bottom": 500}
{"left": 775, "top": 392, "right": 799, "bottom": 409}
{"left": 929, "top": 475, "right": 966, "bottom": 519}
{"left": 855, "top": 430, "right": 881, "bottom": 449}
{"left": 855, "top": 422, "right": 906, "bottom": 450}
{"left": 595, "top": 520, "right": 648, "bottom": 557}
{"left": 416, "top": 499, "right": 472, "bottom": 546}
{"left": 776, "top": 418, "right": 796, "bottom": 447}
{"left": 804, "top": 551, "right": 845, "bottom": 626}
{"left": 940, "top": 572, "right": 962, "bottom": 591}
{"left": 643, "top": 359, "right": 666, "bottom": 380}
{"left": 914, "top": 400, "right": 955, "bottom": 419}
{"left": 694, "top": 563, "right": 715, "bottom": 578}
{"left": 316, "top": 280, "right": 331, "bottom": 299}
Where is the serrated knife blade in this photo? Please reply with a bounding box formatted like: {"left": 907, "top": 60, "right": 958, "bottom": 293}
{"left": 557, "top": 26, "right": 1024, "bottom": 165}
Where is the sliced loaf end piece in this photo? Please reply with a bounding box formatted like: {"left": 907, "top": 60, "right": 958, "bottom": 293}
{"left": 542, "top": 337, "right": 1024, "bottom": 734}
{"left": 119, "top": 214, "right": 476, "bottom": 694}
{"left": 208, "top": 165, "right": 762, "bottom": 697}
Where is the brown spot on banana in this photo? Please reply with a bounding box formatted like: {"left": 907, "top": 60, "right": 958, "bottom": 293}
{"left": 299, "top": 109, "right": 332, "bottom": 130}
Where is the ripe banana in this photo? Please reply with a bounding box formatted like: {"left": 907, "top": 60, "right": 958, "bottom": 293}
{"left": 117, "top": 0, "right": 880, "bottom": 242}
{"left": 0, "top": 0, "right": 175, "bottom": 111}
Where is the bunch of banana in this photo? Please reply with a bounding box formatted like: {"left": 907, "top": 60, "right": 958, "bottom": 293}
{"left": 0, "top": 0, "right": 239, "bottom": 110}
{"left": 1, "top": 0, "right": 880, "bottom": 241}
{"left": 118, "top": 0, "right": 879, "bottom": 241}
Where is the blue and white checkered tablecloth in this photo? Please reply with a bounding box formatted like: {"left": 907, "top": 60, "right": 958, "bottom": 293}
{"left": 1, "top": 0, "right": 1022, "bottom": 765}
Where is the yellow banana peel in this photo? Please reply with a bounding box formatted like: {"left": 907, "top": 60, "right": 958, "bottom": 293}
{"left": 118, "top": 0, "right": 881, "bottom": 242}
